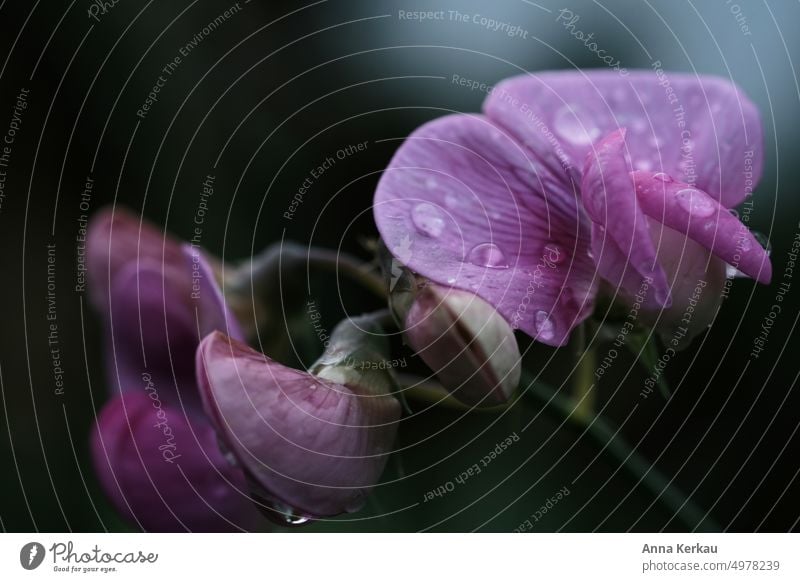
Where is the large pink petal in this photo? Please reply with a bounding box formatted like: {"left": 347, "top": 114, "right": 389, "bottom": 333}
{"left": 631, "top": 171, "right": 772, "bottom": 284}
{"left": 373, "top": 113, "right": 597, "bottom": 346}
{"left": 196, "top": 332, "right": 400, "bottom": 518}
{"left": 91, "top": 391, "right": 256, "bottom": 532}
{"left": 484, "top": 70, "right": 763, "bottom": 208}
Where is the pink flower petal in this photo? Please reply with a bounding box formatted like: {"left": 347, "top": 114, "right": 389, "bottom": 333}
{"left": 374, "top": 113, "right": 597, "bottom": 346}
{"left": 484, "top": 70, "right": 763, "bottom": 208}
{"left": 196, "top": 332, "right": 400, "bottom": 518}
{"left": 631, "top": 171, "right": 772, "bottom": 284}
{"left": 91, "top": 391, "right": 256, "bottom": 532}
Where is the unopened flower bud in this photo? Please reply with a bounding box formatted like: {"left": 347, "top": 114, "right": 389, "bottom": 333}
{"left": 404, "top": 283, "right": 521, "bottom": 407}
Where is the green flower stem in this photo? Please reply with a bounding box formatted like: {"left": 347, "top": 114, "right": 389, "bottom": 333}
{"left": 571, "top": 323, "right": 596, "bottom": 422}
{"left": 305, "top": 247, "right": 387, "bottom": 299}
{"left": 395, "top": 374, "right": 513, "bottom": 413}
{"left": 520, "top": 370, "right": 718, "bottom": 531}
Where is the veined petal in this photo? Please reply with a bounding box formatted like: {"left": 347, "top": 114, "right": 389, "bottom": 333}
{"left": 91, "top": 391, "right": 255, "bottom": 532}
{"left": 87, "top": 206, "right": 185, "bottom": 311}
{"left": 484, "top": 70, "right": 763, "bottom": 207}
{"left": 581, "top": 130, "right": 670, "bottom": 308}
{"left": 108, "top": 261, "right": 199, "bottom": 408}
{"left": 196, "top": 332, "right": 400, "bottom": 518}
{"left": 631, "top": 171, "right": 772, "bottom": 284}
{"left": 374, "top": 113, "right": 597, "bottom": 346}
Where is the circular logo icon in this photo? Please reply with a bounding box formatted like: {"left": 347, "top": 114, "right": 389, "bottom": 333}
{"left": 20, "top": 542, "right": 46, "bottom": 570}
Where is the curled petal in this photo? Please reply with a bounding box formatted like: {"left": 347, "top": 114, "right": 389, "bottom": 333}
{"left": 631, "top": 171, "right": 771, "bottom": 284}
{"left": 581, "top": 130, "right": 670, "bottom": 308}
{"left": 91, "top": 391, "right": 256, "bottom": 532}
{"left": 196, "top": 331, "right": 400, "bottom": 518}
{"left": 484, "top": 71, "right": 763, "bottom": 208}
{"left": 374, "top": 113, "right": 597, "bottom": 346}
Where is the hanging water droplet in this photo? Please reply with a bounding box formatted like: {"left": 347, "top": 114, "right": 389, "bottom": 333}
{"left": 652, "top": 172, "right": 672, "bottom": 183}
{"left": 264, "top": 499, "right": 311, "bottom": 526}
{"left": 467, "top": 243, "right": 508, "bottom": 269}
{"left": 726, "top": 264, "right": 747, "bottom": 279}
{"left": 411, "top": 203, "right": 445, "bottom": 237}
{"left": 675, "top": 188, "right": 715, "bottom": 218}
{"left": 554, "top": 105, "right": 599, "bottom": 146}
{"left": 248, "top": 479, "right": 312, "bottom": 527}
{"left": 534, "top": 310, "right": 555, "bottom": 341}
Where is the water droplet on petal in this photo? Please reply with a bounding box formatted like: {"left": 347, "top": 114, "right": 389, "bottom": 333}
{"left": 264, "top": 499, "right": 311, "bottom": 526}
{"left": 652, "top": 172, "right": 672, "bottom": 183}
{"left": 726, "top": 264, "right": 747, "bottom": 279}
{"left": 444, "top": 194, "right": 459, "bottom": 208}
{"left": 534, "top": 310, "right": 555, "bottom": 341}
{"left": 554, "top": 105, "right": 599, "bottom": 146}
{"left": 675, "top": 188, "right": 715, "bottom": 218}
{"left": 467, "top": 243, "right": 508, "bottom": 269}
{"left": 425, "top": 177, "right": 438, "bottom": 190}
{"left": 412, "top": 203, "right": 445, "bottom": 237}
{"left": 636, "top": 159, "right": 653, "bottom": 171}
{"left": 446, "top": 277, "right": 456, "bottom": 285}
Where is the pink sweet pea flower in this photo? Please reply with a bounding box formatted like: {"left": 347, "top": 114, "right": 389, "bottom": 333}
{"left": 374, "top": 71, "right": 771, "bottom": 345}
{"left": 195, "top": 322, "right": 401, "bottom": 523}
{"left": 87, "top": 207, "right": 255, "bottom": 531}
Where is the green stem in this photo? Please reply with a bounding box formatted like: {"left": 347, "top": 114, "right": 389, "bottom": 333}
{"left": 571, "top": 323, "right": 596, "bottom": 422}
{"left": 305, "top": 247, "right": 387, "bottom": 299}
{"left": 521, "top": 370, "right": 718, "bottom": 532}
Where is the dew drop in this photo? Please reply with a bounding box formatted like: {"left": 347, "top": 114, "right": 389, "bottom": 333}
{"left": 534, "top": 310, "right": 555, "bottom": 341}
{"left": 636, "top": 159, "right": 653, "bottom": 171}
{"left": 651, "top": 172, "right": 672, "bottom": 183}
{"left": 726, "top": 264, "right": 747, "bottom": 279}
{"left": 675, "top": 188, "right": 715, "bottom": 218}
{"left": 264, "top": 499, "right": 311, "bottom": 526}
{"left": 425, "top": 177, "right": 438, "bottom": 190}
{"left": 446, "top": 277, "right": 456, "bottom": 285}
{"left": 554, "top": 105, "right": 599, "bottom": 146}
{"left": 411, "top": 203, "right": 445, "bottom": 237}
{"left": 467, "top": 243, "right": 508, "bottom": 268}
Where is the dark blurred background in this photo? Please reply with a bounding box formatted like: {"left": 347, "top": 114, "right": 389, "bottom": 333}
{"left": 0, "top": 0, "right": 798, "bottom": 532}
